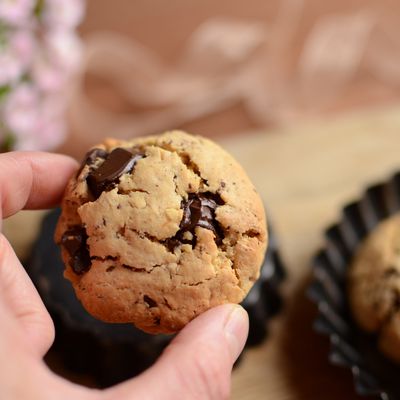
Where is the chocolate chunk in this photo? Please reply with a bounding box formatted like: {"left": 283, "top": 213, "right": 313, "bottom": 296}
{"left": 86, "top": 147, "right": 144, "bottom": 199}
{"left": 180, "top": 194, "right": 219, "bottom": 233}
{"left": 163, "top": 237, "right": 182, "bottom": 252}
{"left": 61, "top": 226, "right": 91, "bottom": 274}
{"left": 76, "top": 148, "right": 108, "bottom": 177}
{"left": 166, "top": 192, "right": 224, "bottom": 250}
{"left": 143, "top": 295, "right": 157, "bottom": 308}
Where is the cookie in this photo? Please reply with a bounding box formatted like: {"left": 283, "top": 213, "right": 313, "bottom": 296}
{"left": 55, "top": 131, "right": 267, "bottom": 334}
{"left": 348, "top": 213, "right": 400, "bottom": 362}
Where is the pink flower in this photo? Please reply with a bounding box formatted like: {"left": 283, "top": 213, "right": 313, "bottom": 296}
{"left": 32, "top": 55, "right": 67, "bottom": 92}
{"left": 42, "top": 0, "right": 85, "bottom": 30}
{"left": 19, "top": 95, "right": 67, "bottom": 150}
{"left": 15, "top": 117, "right": 67, "bottom": 151}
{"left": 0, "top": 51, "right": 24, "bottom": 86}
{"left": 3, "top": 84, "right": 67, "bottom": 150}
{"left": 0, "top": 0, "right": 35, "bottom": 26}
{"left": 3, "top": 84, "right": 39, "bottom": 135}
{"left": 0, "top": 30, "right": 35, "bottom": 86}
{"left": 46, "top": 30, "right": 82, "bottom": 71}
{"left": 9, "top": 29, "right": 35, "bottom": 68}
{"left": 32, "top": 117, "right": 67, "bottom": 150}
{"left": 0, "top": 0, "right": 85, "bottom": 151}
{"left": 32, "top": 31, "right": 82, "bottom": 92}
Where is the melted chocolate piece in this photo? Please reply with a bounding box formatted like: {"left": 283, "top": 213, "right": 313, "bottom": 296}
{"left": 180, "top": 194, "right": 219, "bottom": 233}
{"left": 76, "top": 148, "right": 108, "bottom": 176}
{"left": 86, "top": 148, "right": 144, "bottom": 199}
{"left": 165, "top": 193, "right": 224, "bottom": 250}
{"left": 61, "top": 227, "right": 91, "bottom": 274}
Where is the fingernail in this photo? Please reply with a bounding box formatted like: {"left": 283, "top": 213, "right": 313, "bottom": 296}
{"left": 223, "top": 305, "right": 249, "bottom": 362}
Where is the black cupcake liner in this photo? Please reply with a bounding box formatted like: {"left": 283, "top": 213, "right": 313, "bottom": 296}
{"left": 26, "top": 208, "right": 285, "bottom": 388}
{"left": 309, "top": 172, "right": 400, "bottom": 400}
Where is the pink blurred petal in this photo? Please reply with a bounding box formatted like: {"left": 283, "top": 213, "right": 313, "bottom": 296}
{"left": 32, "top": 56, "right": 67, "bottom": 92}
{"left": 10, "top": 30, "right": 36, "bottom": 66}
{"left": 0, "top": 0, "right": 35, "bottom": 26}
{"left": 0, "top": 53, "right": 24, "bottom": 85}
{"left": 46, "top": 31, "right": 83, "bottom": 71}
{"left": 0, "top": 30, "right": 35, "bottom": 85}
{"left": 3, "top": 84, "right": 39, "bottom": 134}
{"left": 42, "top": 0, "right": 85, "bottom": 30}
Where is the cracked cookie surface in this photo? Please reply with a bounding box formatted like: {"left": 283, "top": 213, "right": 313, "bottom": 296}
{"left": 55, "top": 130, "right": 267, "bottom": 334}
{"left": 348, "top": 213, "right": 400, "bottom": 362}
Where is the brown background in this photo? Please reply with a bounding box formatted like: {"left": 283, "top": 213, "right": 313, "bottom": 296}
{"left": 77, "top": 0, "right": 400, "bottom": 141}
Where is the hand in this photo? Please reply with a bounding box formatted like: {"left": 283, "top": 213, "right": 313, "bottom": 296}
{"left": 0, "top": 151, "right": 249, "bottom": 400}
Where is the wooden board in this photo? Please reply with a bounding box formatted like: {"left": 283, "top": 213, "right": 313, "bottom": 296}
{"left": 5, "top": 104, "right": 400, "bottom": 399}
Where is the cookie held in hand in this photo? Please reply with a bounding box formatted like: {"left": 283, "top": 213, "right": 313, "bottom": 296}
{"left": 55, "top": 131, "right": 267, "bottom": 334}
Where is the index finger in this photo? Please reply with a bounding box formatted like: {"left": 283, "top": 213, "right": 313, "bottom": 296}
{"left": 0, "top": 151, "right": 78, "bottom": 220}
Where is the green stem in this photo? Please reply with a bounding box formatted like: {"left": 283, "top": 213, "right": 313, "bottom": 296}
{"left": 0, "top": 133, "right": 15, "bottom": 152}
{"left": 34, "top": 0, "right": 45, "bottom": 19}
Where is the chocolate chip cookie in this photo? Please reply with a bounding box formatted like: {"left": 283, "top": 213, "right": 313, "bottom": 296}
{"left": 348, "top": 214, "right": 400, "bottom": 362}
{"left": 55, "top": 131, "right": 267, "bottom": 334}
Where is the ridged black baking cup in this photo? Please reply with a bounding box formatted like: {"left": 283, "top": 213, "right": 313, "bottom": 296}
{"left": 26, "top": 208, "right": 285, "bottom": 388}
{"left": 309, "top": 173, "right": 400, "bottom": 400}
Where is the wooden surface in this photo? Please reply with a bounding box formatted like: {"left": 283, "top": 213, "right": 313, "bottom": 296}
{"left": 5, "top": 105, "right": 400, "bottom": 399}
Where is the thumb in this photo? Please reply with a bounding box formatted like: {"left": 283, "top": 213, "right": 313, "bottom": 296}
{"left": 106, "top": 304, "right": 249, "bottom": 400}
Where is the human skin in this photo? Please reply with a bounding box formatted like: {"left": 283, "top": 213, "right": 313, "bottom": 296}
{"left": 0, "top": 151, "right": 249, "bottom": 400}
